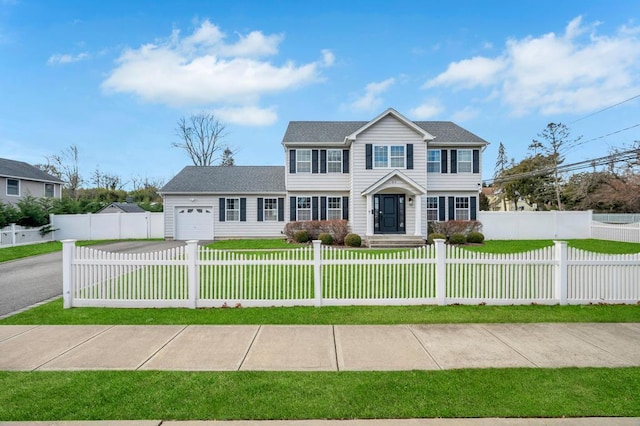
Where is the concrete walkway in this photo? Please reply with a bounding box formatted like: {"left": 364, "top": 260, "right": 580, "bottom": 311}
{"left": 1, "top": 323, "right": 639, "bottom": 371}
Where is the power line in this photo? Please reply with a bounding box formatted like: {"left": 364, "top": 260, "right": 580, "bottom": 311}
{"left": 569, "top": 93, "right": 640, "bottom": 124}
{"left": 572, "top": 123, "right": 640, "bottom": 148}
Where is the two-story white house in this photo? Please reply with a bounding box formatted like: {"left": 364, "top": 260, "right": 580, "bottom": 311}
{"left": 160, "top": 108, "right": 488, "bottom": 245}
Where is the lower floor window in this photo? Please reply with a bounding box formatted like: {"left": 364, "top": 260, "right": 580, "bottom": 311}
{"left": 455, "top": 197, "right": 470, "bottom": 220}
{"left": 264, "top": 198, "right": 278, "bottom": 221}
{"left": 44, "top": 183, "right": 54, "bottom": 198}
{"left": 297, "top": 196, "right": 312, "bottom": 221}
{"left": 426, "top": 197, "right": 438, "bottom": 221}
{"left": 226, "top": 198, "right": 240, "bottom": 221}
{"left": 327, "top": 197, "right": 342, "bottom": 220}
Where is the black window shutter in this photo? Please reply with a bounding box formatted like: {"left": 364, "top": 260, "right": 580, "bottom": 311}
{"left": 278, "top": 198, "right": 284, "bottom": 221}
{"left": 473, "top": 149, "right": 480, "bottom": 174}
{"left": 448, "top": 196, "right": 455, "bottom": 220}
{"left": 320, "top": 197, "right": 327, "bottom": 220}
{"left": 312, "top": 196, "right": 319, "bottom": 220}
{"left": 438, "top": 196, "right": 446, "bottom": 221}
{"left": 312, "top": 150, "right": 319, "bottom": 174}
{"left": 240, "top": 198, "right": 246, "bottom": 222}
{"left": 219, "top": 198, "right": 226, "bottom": 222}
{"left": 470, "top": 196, "right": 477, "bottom": 220}
{"left": 450, "top": 150, "right": 457, "bottom": 174}
{"left": 342, "top": 149, "right": 349, "bottom": 173}
{"left": 441, "top": 150, "right": 448, "bottom": 173}
{"left": 342, "top": 196, "right": 349, "bottom": 220}
{"left": 320, "top": 150, "right": 327, "bottom": 173}
{"left": 289, "top": 197, "right": 296, "bottom": 221}
{"left": 257, "top": 198, "right": 263, "bottom": 221}
{"left": 406, "top": 144, "right": 413, "bottom": 169}
{"left": 289, "top": 150, "right": 296, "bottom": 174}
{"left": 365, "top": 144, "right": 372, "bottom": 169}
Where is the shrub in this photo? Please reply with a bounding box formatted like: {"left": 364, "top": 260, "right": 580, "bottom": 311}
{"left": 318, "top": 232, "right": 334, "bottom": 245}
{"left": 293, "top": 230, "right": 309, "bottom": 243}
{"left": 427, "top": 232, "right": 446, "bottom": 244}
{"left": 0, "top": 202, "right": 20, "bottom": 228}
{"left": 284, "top": 220, "right": 349, "bottom": 244}
{"left": 344, "top": 233, "right": 361, "bottom": 247}
{"left": 432, "top": 220, "right": 482, "bottom": 237}
{"left": 449, "top": 233, "right": 467, "bottom": 245}
{"left": 467, "top": 231, "right": 485, "bottom": 244}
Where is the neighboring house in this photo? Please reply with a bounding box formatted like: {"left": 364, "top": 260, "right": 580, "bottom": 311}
{"left": 0, "top": 157, "right": 63, "bottom": 205}
{"left": 97, "top": 202, "right": 146, "bottom": 214}
{"left": 482, "top": 187, "right": 537, "bottom": 212}
{"left": 160, "top": 108, "right": 488, "bottom": 243}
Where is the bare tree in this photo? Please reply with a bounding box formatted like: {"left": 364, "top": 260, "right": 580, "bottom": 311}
{"left": 46, "top": 145, "right": 82, "bottom": 200}
{"left": 529, "top": 123, "right": 581, "bottom": 211}
{"left": 173, "top": 112, "right": 227, "bottom": 166}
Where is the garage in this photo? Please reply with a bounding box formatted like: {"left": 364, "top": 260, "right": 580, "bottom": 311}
{"left": 175, "top": 206, "right": 214, "bottom": 240}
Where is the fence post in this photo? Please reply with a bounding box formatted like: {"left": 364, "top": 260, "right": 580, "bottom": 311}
{"left": 186, "top": 240, "right": 199, "bottom": 309}
{"left": 62, "top": 239, "right": 76, "bottom": 309}
{"left": 312, "top": 240, "right": 322, "bottom": 307}
{"left": 434, "top": 239, "right": 446, "bottom": 306}
{"left": 554, "top": 241, "right": 568, "bottom": 305}
{"left": 10, "top": 223, "right": 16, "bottom": 246}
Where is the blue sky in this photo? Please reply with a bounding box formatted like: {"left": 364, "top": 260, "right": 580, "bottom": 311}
{"left": 1, "top": 0, "right": 639, "bottom": 188}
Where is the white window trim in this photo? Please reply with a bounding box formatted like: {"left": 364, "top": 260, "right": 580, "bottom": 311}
{"left": 327, "top": 196, "right": 342, "bottom": 220}
{"left": 427, "top": 149, "right": 440, "bottom": 174}
{"left": 263, "top": 197, "right": 278, "bottom": 222}
{"left": 426, "top": 196, "right": 439, "bottom": 221}
{"left": 296, "top": 149, "right": 312, "bottom": 173}
{"left": 226, "top": 198, "right": 240, "bottom": 222}
{"left": 6, "top": 178, "right": 19, "bottom": 197}
{"left": 457, "top": 149, "right": 472, "bottom": 174}
{"left": 44, "top": 183, "right": 54, "bottom": 198}
{"left": 455, "top": 196, "right": 470, "bottom": 220}
{"left": 373, "top": 144, "right": 405, "bottom": 169}
{"left": 297, "top": 196, "right": 312, "bottom": 221}
{"left": 327, "top": 149, "right": 342, "bottom": 173}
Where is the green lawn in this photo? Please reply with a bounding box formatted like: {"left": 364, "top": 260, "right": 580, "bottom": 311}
{"left": 0, "top": 239, "right": 157, "bottom": 263}
{"left": 463, "top": 239, "right": 640, "bottom": 254}
{"left": 1, "top": 368, "right": 639, "bottom": 421}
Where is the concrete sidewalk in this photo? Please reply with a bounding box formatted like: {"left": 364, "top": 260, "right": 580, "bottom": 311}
{"left": 1, "top": 323, "right": 639, "bottom": 371}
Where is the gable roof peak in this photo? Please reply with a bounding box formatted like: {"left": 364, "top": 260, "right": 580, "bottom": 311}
{"left": 346, "top": 108, "right": 436, "bottom": 142}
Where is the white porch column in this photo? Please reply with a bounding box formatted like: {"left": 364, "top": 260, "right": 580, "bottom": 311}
{"left": 366, "top": 195, "right": 373, "bottom": 236}
{"left": 414, "top": 194, "right": 422, "bottom": 236}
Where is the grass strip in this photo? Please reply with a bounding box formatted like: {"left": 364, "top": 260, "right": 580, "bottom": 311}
{"left": 0, "top": 240, "right": 154, "bottom": 263}
{"left": 1, "top": 368, "right": 638, "bottom": 420}
{"left": 2, "top": 299, "right": 638, "bottom": 325}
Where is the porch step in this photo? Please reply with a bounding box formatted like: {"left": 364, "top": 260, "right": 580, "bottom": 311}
{"left": 366, "top": 235, "right": 426, "bottom": 248}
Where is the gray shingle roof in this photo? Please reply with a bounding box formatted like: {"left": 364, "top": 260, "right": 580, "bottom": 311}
{"left": 160, "top": 166, "right": 286, "bottom": 194}
{"left": 0, "top": 158, "right": 64, "bottom": 183}
{"left": 282, "top": 121, "right": 488, "bottom": 144}
{"left": 98, "top": 202, "right": 146, "bottom": 213}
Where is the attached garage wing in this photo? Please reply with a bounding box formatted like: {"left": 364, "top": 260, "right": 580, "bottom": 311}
{"left": 175, "top": 207, "right": 214, "bottom": 240}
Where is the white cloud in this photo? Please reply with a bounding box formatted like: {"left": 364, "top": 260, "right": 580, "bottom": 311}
{"left": 321, "top": 49, "right": 335, "bottom": 66}
{"left": 47, "top": 52, "right": 89, "bottom": 65}
{"left": 410, "top": 100, "right": 444, "bottom": 119}
{"left": 102, "top": 20, "right": 332, "bottom": 109}
{"left": 214, "top": 105, "right": 278, "bottom": 126}
{"left": 452, "top": 106, "right": 480, "bottom": 122}
{"left": 350, "top": 78, "right": 395, "bottom": 111}
{"left": 425, "top": 16, "right": 640, "bottom": 116}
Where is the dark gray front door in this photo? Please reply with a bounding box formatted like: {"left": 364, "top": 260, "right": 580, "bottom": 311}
{"left": 374, "top": 194, "right": 405, "bottom": 234}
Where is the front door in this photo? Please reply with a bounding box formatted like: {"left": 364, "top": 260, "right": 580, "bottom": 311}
{"left": 374, "top": 194, "right": 405, "bottom": 234}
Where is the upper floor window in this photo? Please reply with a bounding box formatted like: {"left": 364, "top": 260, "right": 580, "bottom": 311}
{"left": 44, "top": 183, "right": 54, "bottom": 198}
{"left": 263, "top": 198, "right": 278, "bottom": 221}
{"left": 427, "top": 150, "right": 440, "bottom": 173}
{"left": 297, "top": 196, "right": 312, "bottom": 221}
{"left": 374, "top": 145, "right": 405, "bottom": 169}
{"left": 6, "top": 179, "right": 19, "bottom": 196}
{"left": 226, "top": 198, "right": 240, "bottom": 221}
{"left": 296, "top": 149, "right": 312, "bottom": 173}
{"left": 457, "top": 149, "right": 472, "bottom": 173}
{"left": 455, "top": 197, "right": 470, "bottom": 220}
{"left": 426, "top": 197, "right": 439, "bottom": 221}
{"left": 327, "top": 149, "right": 342, "bottom": 173}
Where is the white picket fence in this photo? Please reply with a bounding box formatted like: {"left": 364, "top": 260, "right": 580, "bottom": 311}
{"left": 0, "top": 224, "right": 54, "bottom": 248}
{"left": 62, "top": 239, "right": 640, "bottom": 308}
{"left": 591, "top": 221, "right": 640, "bottom": 243}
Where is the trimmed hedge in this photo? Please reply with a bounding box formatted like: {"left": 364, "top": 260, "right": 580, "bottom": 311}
{"left": 344, "top": 233, "right": 362, "bottom": 247}
{"left": 318, "top": 232, "right": 334, "bottom": 245}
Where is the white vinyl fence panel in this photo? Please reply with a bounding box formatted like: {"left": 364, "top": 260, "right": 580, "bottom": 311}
{"left": 51, "top": 212, "right": 164, "bottom": 241}
{"left": 62, "top": 240, "right": 640, "bottom": 309}
{"left": 0, "top": 224, "right": 54, "bottom": 247}
{"left": 591, "top": 222, "right": 640, "bottom": 243}
{"left": 479, "top": 211, "right": 592, "bottom": 240}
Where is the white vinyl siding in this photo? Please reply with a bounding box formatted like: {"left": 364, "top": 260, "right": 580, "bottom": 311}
{"left": 455, "top": 196, "right": 470, "bottom": 220}
{"left": 6, "top": 179, "right": 19, "bottom": 196}
{"left": 297, "top": 196, "right": 312, "bottom": 221}
{"left": 264, "top": 198, "right": 278, "bottom": 221}
{"left": 296, "top": 149, "right": 312, "bottom": 173}
{"left": 427, "top": 150, "right": 440, "bottom": 173}
{"left": 327, "top": 196, "right": 342, "bottom": 220}
{"left": 327, "top": 149, "right": 342, "bottom": 173}
{"left": 426, "top": 197, "right": 438, "bottom": 221}
{"left": 458, "top": 149, "right": 472, "bottom": 173}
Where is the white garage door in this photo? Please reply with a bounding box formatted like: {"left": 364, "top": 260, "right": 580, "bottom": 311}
{"left": 175, "top": 206, "right": 214, "bottom": 240}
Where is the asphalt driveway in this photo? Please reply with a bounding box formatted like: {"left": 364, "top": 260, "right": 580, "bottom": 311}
{"left": 0, "top": 240, "right": 188, "bottom": 318}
